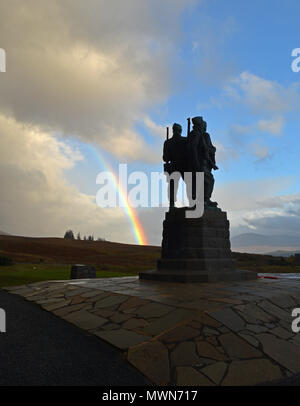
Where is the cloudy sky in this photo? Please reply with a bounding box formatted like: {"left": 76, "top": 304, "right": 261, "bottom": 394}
{"left": 0, "top": 0, "right": 300, "bottom": 251}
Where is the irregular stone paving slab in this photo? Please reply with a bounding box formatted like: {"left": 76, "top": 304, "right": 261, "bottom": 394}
{"left": 4, "top": 276, "right": 300, "bottom": 386}
{"left": 218, "top": 332, "right": 262, "bottom": 359}
{"left": 222, "top": 359, "right": 283, "bottom": 386}
{"left": 196, "top": 340, "right": 228, "bottom": 361}
{"left": 158, "top": 325, "right": 200, "bottom": 343}
{"left": 257, "top": 300, "right": 290, "bottom": 321}
{"left": 206, "top": 335, "right": 219, "bottom": 346}
{"left": 142, "top": 308, "right": 196, "bottom": 336}
{"left": 256, "top": 333, "right": 300, "bottom": 374}
{"left": 122, "top": 318, "right": 149, "bottom": 330}
{"left": 290, "top": 333, "right": 300, "bottom": 344}
{"left": 269, "top": 295, "right": 296, "bottom": 308}
{"left": 85, "top": 292, "right": 112, "bottom": 303}
{"left": 270, "top": 326, "right": 294, "bottom": 340}
{"left": 64, "top": 288, "right": 94, "bottom": 298}
{"left": 194, "top": 312, "right": 222, "bottom": 327}
{"left": 207, "top": 308, "right": 245, "bottom": 332}
{"left": 63, "top": 310, "right": 107, "bottom": 330}
{"left": 210, "top": 297, "right": 244, "bottom": 305}
{"left": 245, "top": 324, "right": 268, "bottom": 333}
{"left": 278, "top": 319, "right": 293, "bottom": 331}
{"left": 94, "top": 294, "right": 128, "bottom": 309}
{"left": 203, "top": 327, "right": 219, "bottom": 336}
{"left": 11, "top": 287, "right": 36, "bottom": 296}
{"left": 135, "top": 303, "right": 173, "bottom": 318}
{"left": 170, "top": 342, "right": 201, "bottom": 367}
{"left": 95, "top": 329, "right": 150, "bottom": 350}
{"left": 81, "top": 290, "right": 107, "bottom": 298}
{"left": 70, "top": 295, "right": 86, "bottom": 305}
{"left": 25, "top": 294, "right": 53, "bottom": 302}
{"left": 128, "top": 341, "right": 170, "bottom": 385}
{"left": 42, "top": 299, "right": 71, "bottom": 311}
{"left": 102, "top": 323, "right": 120, "bottom": 331}
{"left": 92, "top": 309, "right": 115, "bottom": 318}
{"left": 239, "top": 333, "right": 260, "bottom": 348}
{"left": 200, "top": 362, "right": 228, "bottom": 385}
{"left": 235, "top": 303, "right": 275, "bottom": 324}
{"left": 119, "top": 297, "right": 149, "bottom": 312}
{"left": 36, "top": 297, "right": 63, "bottom": 305}
{"left": 176, "top": 367, "right": 214, "bottom": 386}
{"left": 110, "top": 312, "right": 132, "bottom": 323}
{"left": 145, "top": 296, "right": 181, "bottom": 306}
{"left": 53, "top": 303, "right": 89, "bottom": 317}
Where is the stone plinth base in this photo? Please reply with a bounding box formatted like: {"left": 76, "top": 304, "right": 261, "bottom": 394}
{"left": 139, "top": 207, "right": 257, "bottom": 283}
{"left": 139, "top": 268, "right": 256, "bottom": 283}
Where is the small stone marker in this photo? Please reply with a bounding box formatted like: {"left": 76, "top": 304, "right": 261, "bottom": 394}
{"left": 70, "top": 264, "right": 96, "bottom": 279}
{"left": 295, "top": 254, "right": 300, "bottom": 265}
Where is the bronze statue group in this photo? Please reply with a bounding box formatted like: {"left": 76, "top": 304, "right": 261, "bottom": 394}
{"left": 163, "top": 116, "right": 218, "bottom": 209}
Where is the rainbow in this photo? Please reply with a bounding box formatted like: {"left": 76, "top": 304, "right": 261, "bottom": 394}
{"left": 88, "top": 146, "right": 148, "bottom": 246}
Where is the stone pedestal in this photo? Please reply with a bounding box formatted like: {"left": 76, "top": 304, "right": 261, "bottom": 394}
{"left": 140, "top": 208, "right": 257, "bottom": 283}
{"left": 70, "top": 264, "right": 96, "bottom": 279}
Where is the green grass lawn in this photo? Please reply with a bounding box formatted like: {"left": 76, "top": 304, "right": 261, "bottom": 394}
{"left": 1, "top": 262, "right": 300, "bottom": 289}
{"left": 0, "top": 263, "right": 137, "bottom": 288}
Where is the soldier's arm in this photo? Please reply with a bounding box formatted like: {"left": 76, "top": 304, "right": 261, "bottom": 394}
{"left": 202, "top": 134, "right": 212, "bottom": 162}
{"left": 205, "top": 133, "right": 218, "bottom": 169}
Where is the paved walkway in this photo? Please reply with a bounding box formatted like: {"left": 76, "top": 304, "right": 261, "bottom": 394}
{"left": 4, "top": 276, "right": 300, "bottom": 386}
{"left": 0, "top": 290, "right": 151, "bottom": 386}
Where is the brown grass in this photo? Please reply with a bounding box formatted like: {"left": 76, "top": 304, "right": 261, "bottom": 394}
{"left": 0, "top": 235, "right": 160, "bottom": 269}
{"left": 0, "top": 235, "right": 298, "bottom": 274}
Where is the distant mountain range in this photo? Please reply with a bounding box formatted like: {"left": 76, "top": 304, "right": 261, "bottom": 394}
{"left": 265, "top": 250, "right": 300, "bottom": 257}
{"left": 231, "top": 233, "right": 300, "bottom": 248}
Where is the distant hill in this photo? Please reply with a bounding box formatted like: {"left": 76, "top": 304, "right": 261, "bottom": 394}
{"left": 0, "top": 230, "right": 10, "bottom": 236}
{"left": 0, "top": 234, "right": 298, "bottom": 273}
{"left": 231, "top": 233, "right": 300, "bottom": 248}
{"left": 0, "top": 235, "right": 160, "bottom": 270}
{"left": 265, "top": 250, "right": 300, "bottom": 257}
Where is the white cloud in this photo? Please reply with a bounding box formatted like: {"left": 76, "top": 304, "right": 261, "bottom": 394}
{"left": 143, "top": 116, "right": 166, "bottom": 139}
{"left": 250, "top": 143, "right": 271, "bottom": 161}
{"left": 225, "top": 71, "right": 300, "bottom": 114}
{"left": 0, "top": 113, "right": 134, "bottom": 241}
{"left": 257, "top": 116, "right": 285, "bottom": 136}
{"left": 0, "top": 0, "right": 197, "bottom": 240}
{"left": 0, "top": 0, "right": 195, "bottom": 162}
{"left": 214, "top": 141, "right": 239, "bottom": 165}
{"left": 216, "top": 177, "right": 300, "bottom": 247}
{"left": 214, "top": 177, "right": 294, "bottom": 232}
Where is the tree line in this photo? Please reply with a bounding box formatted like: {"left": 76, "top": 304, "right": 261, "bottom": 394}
{"left": 63, "top": 230, "right": 106, "bottom": 241}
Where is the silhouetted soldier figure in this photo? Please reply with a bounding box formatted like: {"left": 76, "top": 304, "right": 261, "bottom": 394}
{"left": 163, "top": 123, "right": 188, "bottom": 208}
{"left": 187, "top": 116, "right": 218, "bottom": 207}
{"left": 203, "top": 120, "right": 218, "bottom": 171}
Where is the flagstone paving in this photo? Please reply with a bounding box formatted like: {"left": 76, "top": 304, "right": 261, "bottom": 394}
{"left": 4, "top": 276, "right": 300, "bottom": 386}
